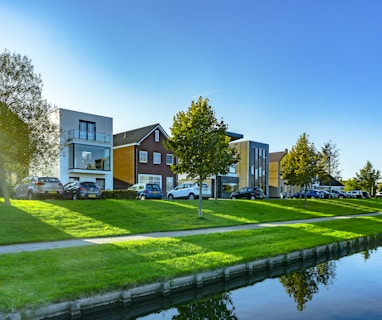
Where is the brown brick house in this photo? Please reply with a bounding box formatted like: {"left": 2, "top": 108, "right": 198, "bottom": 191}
{"left": 113, "top": 124, "right": 177, "bottom": 194}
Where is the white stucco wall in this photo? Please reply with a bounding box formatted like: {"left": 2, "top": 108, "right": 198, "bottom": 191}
{"left": 58, "top": 108, "right": 113, "bottom": 189}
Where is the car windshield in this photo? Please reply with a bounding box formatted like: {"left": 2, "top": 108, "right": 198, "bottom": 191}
{"left": 147, "top": 184, "right": 160, "bottom": 191}
{"left": 82, "top": 182, "right": 97, "bottom": 188}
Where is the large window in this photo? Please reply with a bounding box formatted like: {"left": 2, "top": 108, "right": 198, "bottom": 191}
{"left": 138, "top": 174, "right": 162, "bottom": 186}
{"left": 69, "top": 144, "right": 110, "bottom": 171}
{"left": 79, "top": 120, "right": 96, "bottom": 141}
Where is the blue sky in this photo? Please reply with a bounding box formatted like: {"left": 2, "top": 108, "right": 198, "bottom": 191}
{"left": 1, "top": 0, "right": 381, "bottom": 180}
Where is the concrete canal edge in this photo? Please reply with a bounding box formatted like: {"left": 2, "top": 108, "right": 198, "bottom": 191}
{"left": 2, "top": 233, "right": 381, "bottom": 320}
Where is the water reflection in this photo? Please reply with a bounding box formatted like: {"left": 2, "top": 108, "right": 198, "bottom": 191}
{"left": 172, "top": 293, "right": 237, "bottom": 320}
{"left": 280, "top": 260, "right": 336, "bottom": 311}
{"left": 80, "top": 237, "right": 382, "bottom": 320}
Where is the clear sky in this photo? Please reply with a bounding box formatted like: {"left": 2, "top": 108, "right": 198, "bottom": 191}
{"left": 1, "top": 0, "right": 381, "bottom": 180}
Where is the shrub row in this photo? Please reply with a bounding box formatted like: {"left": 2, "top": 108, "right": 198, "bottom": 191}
{"left": 101, "top": 190, "right": 137, "bottom": 200}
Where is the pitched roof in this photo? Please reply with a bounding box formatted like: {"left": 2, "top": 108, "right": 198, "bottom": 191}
{"left": 269, "top": 151, "right": 287, "bottom": 162}
{"left": 113, "top": 123, "right": 168, "bottom": 147}
{"left": 318, "top": 175, "right": 344, "bottom": 187}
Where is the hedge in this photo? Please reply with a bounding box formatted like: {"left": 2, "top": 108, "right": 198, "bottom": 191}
{"left": 101, "top": 189, "right": 137, "bottom": 200}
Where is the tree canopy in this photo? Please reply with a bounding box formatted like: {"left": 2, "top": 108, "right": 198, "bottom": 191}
{"left": 280, "top": 133, "right": 320, "bottom": 206}
{"left": 165, "top": 96, "right": 239, "bottom": 217}
{"left": 345, "top": 161, "right": 381, "bottom": 195}
{"left": 0, "top": 49, "right": 60, "bottom": 205}
{"left": 317, "top": 141, "right": 341, "bottom": 195}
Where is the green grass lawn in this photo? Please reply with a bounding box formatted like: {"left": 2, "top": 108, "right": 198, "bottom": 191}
{"left": 1, "top": 198, "right": 382, "bottom": 313}
{"left": 1, "top": 198, "right": 382, "bottom": 245}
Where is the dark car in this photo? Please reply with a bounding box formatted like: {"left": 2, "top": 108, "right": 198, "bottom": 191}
{"left": 362, "top": 191, "right": 371, "bottom": 199}
{"left": 230, "top": 187, "right": 265, "bottom": 200}
{"left": 63, "top": 181, "right": 102, "bottom": 200}
{"left": 291, "top": 190, "right": 322, "bottom": 199}
{"left": 320, "top": 190, "right": 331, "bottom": 199}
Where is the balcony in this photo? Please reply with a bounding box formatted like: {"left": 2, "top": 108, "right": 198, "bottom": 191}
{"left": 67, "top": 129, "right": 111, "bottom": 144}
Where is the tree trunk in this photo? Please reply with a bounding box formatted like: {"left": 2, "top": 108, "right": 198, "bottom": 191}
{"left": 0, "top": 162, "right": 10, "bottom": 206}
{"left": 198, "top": 180, "right": 203, "bottom": 217}
{"left": 303, "top": 185, "right": 307, "bottom": 208}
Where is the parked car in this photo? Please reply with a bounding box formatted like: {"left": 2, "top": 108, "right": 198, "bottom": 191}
{"left": 347, "top": 190, "right": 364, "bottom": 199}
{"left": 63, "top": 181, "right": 102, "bottom": 200}
{"left": 375, "top": 191, "right": 382, "bottom": 198}
{"left": 331, "top": 190, "right": 350, "bottom": 199}
{"left": 13, "top": 176, "right": 63, "bottom": 200}
{"left": 362, "top": 191, "right": 371, "bottom": 199}
{"left": 230, "top": 187, "right": 265, "bottom": 200}
{"left": 167, "top": 182, "right": 211, "bottom": 200}
{"left": 291, "top": 190, "right": 322, "bottom": 199}
{"left": 319, "top": 190, "right": 331, "bottom": 199}
{"left": 128, "top": 183, "right": 163, "bottom": 200}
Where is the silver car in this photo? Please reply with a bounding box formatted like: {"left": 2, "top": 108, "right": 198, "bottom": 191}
{"left": 13, "top": 176, "right": 64, "bottom": 200}
{"left": 167, "top": 182, "right": 211, "bottom": 200}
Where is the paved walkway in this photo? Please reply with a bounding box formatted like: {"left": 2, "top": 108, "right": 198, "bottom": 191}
{"left": 2, "top": 212, "right": 381, "bottom": 255}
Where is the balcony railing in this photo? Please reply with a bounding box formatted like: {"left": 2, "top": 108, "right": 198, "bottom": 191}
{"left": 67, "top": 129, "right": 111, "bottom": 144}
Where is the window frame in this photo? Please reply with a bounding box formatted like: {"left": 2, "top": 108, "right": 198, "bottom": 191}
{"left": 166, "top": 154, "right": 173, "bottom": 166}
{"left": 154, "top": 130, "right": 160, "bottom": 142}
{"left": 153, "top": 152, "right": 161, "bottom": 164}
{"left": 139, "top": 151, "right": 148, "bottom": 163}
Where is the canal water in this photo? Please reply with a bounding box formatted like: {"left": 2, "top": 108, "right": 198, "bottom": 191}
{"left": 82, "top": 239, "right": 382, "bottom": 320}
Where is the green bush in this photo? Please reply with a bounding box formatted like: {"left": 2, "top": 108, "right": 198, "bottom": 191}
{"left": 101, "top": 189, "right": 137, "bottom": 200}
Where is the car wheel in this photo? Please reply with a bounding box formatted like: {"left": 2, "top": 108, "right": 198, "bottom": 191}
{"left": 188, "top": 193, "right": 195, "bottom": 200}
{"left": 72, "top": 193, "right": 78, "bottom": 200}
{"left": 168, "top": 194, "right": 174, "bottom": 200}
{"left": 250, "top": 195, "right": 256, "bottom": 200}
{"left": 339, "top": 195, "right": 344, "bottom": 199}
{"left": 27, "top": 191, "right": 34, "bottom": 200}
{"left": 231, "top": 196, "right": 236, "bottom": 200}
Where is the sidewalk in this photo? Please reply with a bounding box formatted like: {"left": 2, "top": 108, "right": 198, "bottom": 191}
{"left": 1, "top": 212, "right": 381, "bottom": 255}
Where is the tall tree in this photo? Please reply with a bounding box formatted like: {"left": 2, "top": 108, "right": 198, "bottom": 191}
{"left": 318, "top": 141, "right": 341, "bottom": 196}
{"left": 165, "top": 96, "right": 239, "bottom": 217}
{"left": 0, "top": 50, "right": 60, "bottom": 206}
{"left": 355, "top": 161, "right": 381, "bottom": 195}
{"left": 280, "top": 133, "right": 319, "bottom": 207}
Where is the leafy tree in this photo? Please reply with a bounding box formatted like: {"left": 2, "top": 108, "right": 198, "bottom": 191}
{"left": 355, "top": 161, "right": 381, "bottom": 195}
{"left": 165, "top": 96, "right": 239, "bottom": 217}
{"left": 0, "top": 102, "right": 30, "bottom": 204}
{"left": 280, "top": 133, "right": 320, "bottom": 207}
{"left": 0, "top": 49, "right": 60, "bottom": 206}
{"left": 345, "top": 177, "right": 361, "bottom": 191}
{"left": 318, "top": 141, "right": 341, "bottom": 196}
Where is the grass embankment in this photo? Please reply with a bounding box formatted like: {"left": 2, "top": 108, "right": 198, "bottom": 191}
{"left": 1, "top": 198, "right": 382, "bottom": 312}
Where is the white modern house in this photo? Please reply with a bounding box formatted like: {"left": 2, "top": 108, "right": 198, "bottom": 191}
{"left": 54, "top": 108, "right": 113, "bottom": 190}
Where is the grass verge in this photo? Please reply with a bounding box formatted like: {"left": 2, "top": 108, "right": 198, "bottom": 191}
{"left": 1, "top": 213, "right": 382, "bottom": 312}
{"left": 1, "top": 198, "right": 382, "bottom": 244}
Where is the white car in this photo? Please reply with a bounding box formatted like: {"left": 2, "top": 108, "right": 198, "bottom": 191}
{"left": 375, "top": 191, "right": 382, "bottom": 198}
{"left": 13, "top": 176, "right": 63, "bottom": 200}
{"left": 167, "top": 182, "right": 211, "bottom": 200}
{"left": 347, "top": 190, "right": 364, "bottom": 199}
